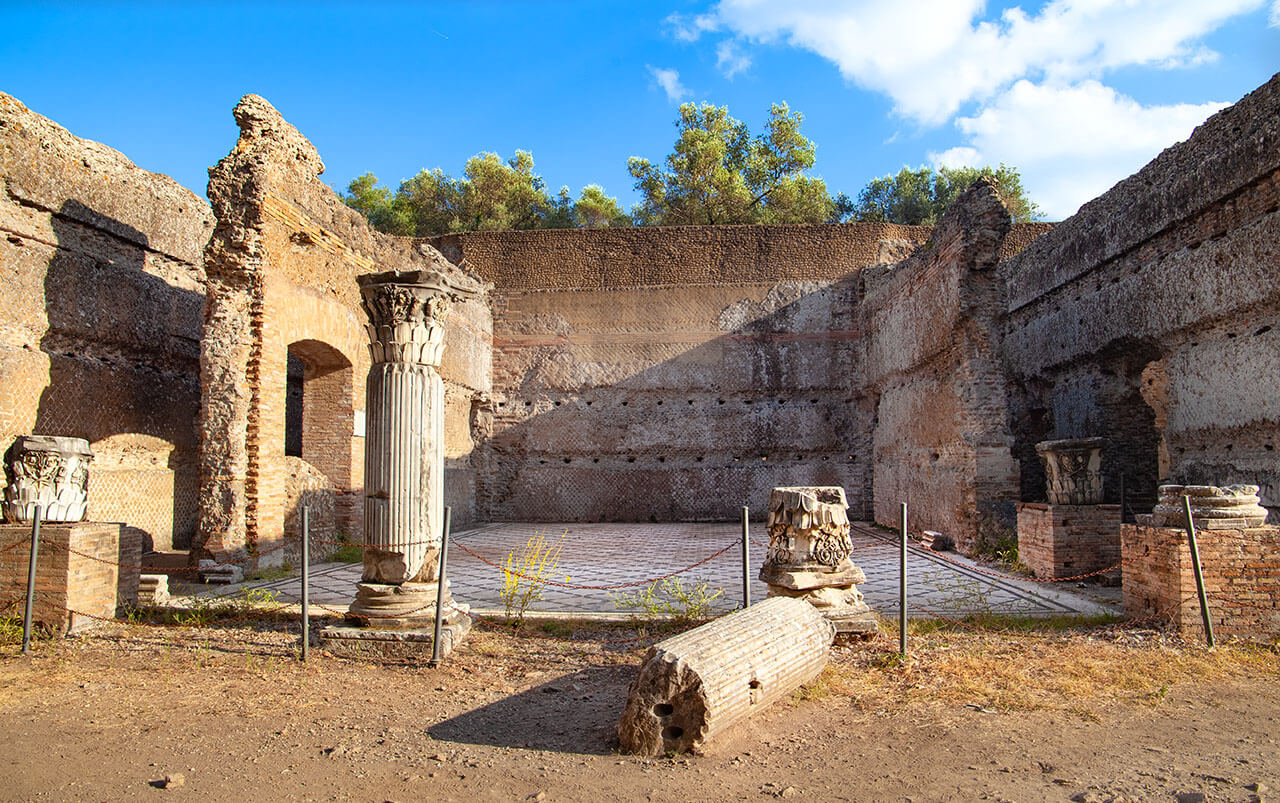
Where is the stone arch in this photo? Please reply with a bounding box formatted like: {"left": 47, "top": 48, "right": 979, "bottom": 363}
{"left": 249, "top": 278, "right": 368, "bottom": 559}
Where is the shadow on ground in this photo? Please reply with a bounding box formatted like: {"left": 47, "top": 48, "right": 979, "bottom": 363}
{"left": 428, "top": 664, "right": 635, "bottom": 754}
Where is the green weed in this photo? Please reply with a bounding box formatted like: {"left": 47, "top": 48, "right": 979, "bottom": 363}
{"left": 501, "top": 531, "right": 566, "bottom": 632}
{"left": 610, "top": 577, "right": 725, "bottom": 624}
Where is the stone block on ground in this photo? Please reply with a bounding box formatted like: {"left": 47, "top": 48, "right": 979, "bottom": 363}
{"left": 138, "top": 574, "right": 171, "bottom": 606}
{"left": 197, "top": 560, "right": 243, "bottom": 585}
{"left": 318, "top": 615, "right": 471, "bottom": 662}
{"left": 918, "top": 530, "right": 954, "bottom": 551}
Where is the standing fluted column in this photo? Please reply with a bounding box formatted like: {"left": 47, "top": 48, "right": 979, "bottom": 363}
{"left": 355, "top": 269, "right": 474, "bottom": 586}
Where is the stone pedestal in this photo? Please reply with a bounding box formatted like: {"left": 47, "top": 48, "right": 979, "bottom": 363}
{"left": 4, "top": 435, "right": 93, "bottom": 523}
{"left": 332, "top": 268, "right": 475, "bottom": 658}
{"left": 1016, "top": 502, "right": 1121, "bottom": 579}
{"left": 1149, "top": 484, "right": 1268, "bottom": 529}
{"left": 1035, "top": 437, "right": 1106, "bottom": 505}
{"left": 759, "top": 486, "right": 876, "bottom": 637}
{"left": 0, "top": 522, "right": 135, "bottom": 634}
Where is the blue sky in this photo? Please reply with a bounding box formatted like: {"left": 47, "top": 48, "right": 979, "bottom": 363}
{"left": 3, "top": 1, "right": 1277, "bottom": 220}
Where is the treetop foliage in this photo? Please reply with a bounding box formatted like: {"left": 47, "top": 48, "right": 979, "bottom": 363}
{"left": 852, "top": 164, "right": 1042, "bottom": 225}
{"left": 342, "top": 104, "right": 1042, "bottom": 235}
{"left": 627, "top": 102, "right": 835, "bottom": 226}
{"left": 343, "top": 151, "right": 628, "bottom": 238}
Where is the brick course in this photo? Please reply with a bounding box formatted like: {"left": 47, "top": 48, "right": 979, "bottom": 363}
{"left": 1122, "top": 523, "right": 1280, "bottom": 640}
{"left": 0, "top": 522, "right": 139, "bottom": 634}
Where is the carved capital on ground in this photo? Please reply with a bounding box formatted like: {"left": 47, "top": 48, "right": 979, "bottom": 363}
{"left": 759, "top": 486, "right": 874, "bottom": 636}
{"left": 763, "top": 486, "right": 853, "bottom": 570}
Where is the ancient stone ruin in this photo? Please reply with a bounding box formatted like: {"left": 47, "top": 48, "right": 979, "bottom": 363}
{"left": 2, "top": 67, "right": 1279, "bottom": 639}
{"left": 1017, "top": 438, "right": 1122, "bottom": 579}
{"left": 1149, "top": 484, "right": 1269, "bottom": 529}
{"left": 1036, "top": 438, "right": 1106, "bottom": 506}
{"left": 1124, "top": 484, "right": 1279, "bottom": 639}
{"left": 325, "top": 269, "right": 475, "bottom": 655}
{"left": 759, "top": 486, "right": 875, "bottom": 636}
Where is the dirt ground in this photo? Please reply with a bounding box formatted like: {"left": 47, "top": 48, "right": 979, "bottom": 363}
{"left": 0, "top": 615, "right": 1277, "bottom": 803}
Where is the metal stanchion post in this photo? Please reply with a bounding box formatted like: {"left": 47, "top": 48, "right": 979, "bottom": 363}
{"left": 899, "top": 502, "right": 908, "bottom": 658}
{"left": 1119, "top": 472, "right": 1127, "bottom": 524}
{"left": 429, "top": 506, "right": 452, "bottom": 668}
{"left": 22, "top": 506, "right": 43, "bottom": 656}
{"left": 741, "top": 506, "right": 751, "bottom": 609}
{"left": 300, "top": 506, "right": 310, "bottom": 662}
{"left": 1182, "top": 495, "right": 1215, "bottom": 649}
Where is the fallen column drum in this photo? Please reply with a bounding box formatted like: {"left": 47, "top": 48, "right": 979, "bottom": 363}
{"left": 617, "top": 596, "right": 834, "bottom": 756}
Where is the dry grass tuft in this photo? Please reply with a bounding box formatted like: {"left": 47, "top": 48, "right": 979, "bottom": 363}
{"left": 817, "top": 625, "right": 1279, "bottom": 720}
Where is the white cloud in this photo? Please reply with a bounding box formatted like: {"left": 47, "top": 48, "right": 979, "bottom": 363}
{"left": 666, "top": 11, "right": 719, "bottom": 42}
{"left": 929, "top": 80, "right": 1229, "bottom": 218}
{"left": 1271, "top": 0, "right": 1280, "bottom": 26}
{"left": 716, "top": 40, "right": 752, "bottom": 78}
{"left": 648, "top": 66, "right": 690, "bottom": 102}
{"left": 709, "top": 0, "right": 1263, "bottom": 124}
{"left": 681, "top": 1, "right": 1264, "bottom": 218}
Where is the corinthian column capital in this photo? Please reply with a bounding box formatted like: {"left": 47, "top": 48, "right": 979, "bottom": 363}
{"left": 358, "top": 269, "right": 476, "bottom": 367}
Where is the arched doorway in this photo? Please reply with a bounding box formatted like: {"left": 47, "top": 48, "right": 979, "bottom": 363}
{"left": 284, "top": 339, "right": 357, "bottom": 547}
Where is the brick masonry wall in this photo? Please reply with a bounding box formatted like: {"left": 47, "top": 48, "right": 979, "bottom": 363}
{"left": 1000, "top": 74, "right": 1280, "bottom": 521}
{"left": 429, "top": 221, "right": 1049, "bottom": 293}
{"left": 862, "top": 181, "right": 1020, "bottom": 551}
{"left": 1017, "top": 503, "right": 1121, "bottom": 578}
{"left": 428, "top": 223, "right": 929, "bottom": 290}
{"left": 452, "top": 215, "right": 1045, "bottom": 524}
{"left": 0, "top": 522, "right": 138, "bottom": 634}
{"left": 1123, "top": 523, "right": 1280, "bottom": 640}
{"left": 0, "top": 92, "right": 211, "bottom": 551}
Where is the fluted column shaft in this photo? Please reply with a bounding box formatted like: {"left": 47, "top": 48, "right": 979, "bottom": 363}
{"left": 357, "top": 269, "right": 474, "bottom": 584}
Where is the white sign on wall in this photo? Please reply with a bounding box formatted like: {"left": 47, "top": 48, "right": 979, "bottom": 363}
{"left": 353, "top": 410, "right": 366, "bottom": 438}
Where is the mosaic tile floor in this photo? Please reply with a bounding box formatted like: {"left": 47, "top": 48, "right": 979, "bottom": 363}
{"left": 196, "top": 521, "right": 1117, "bottom": 620}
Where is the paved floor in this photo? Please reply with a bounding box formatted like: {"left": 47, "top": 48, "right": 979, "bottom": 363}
{"left": 195, "top": 522, "right": 1117, "bottom": 620}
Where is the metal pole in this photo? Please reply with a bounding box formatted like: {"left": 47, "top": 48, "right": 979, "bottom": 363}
{"left": 429, "top": 506, "right": 452, "bottom": 668}
{"left": 21, "top": 506, "right": 43, "bottom": 656}
{"left": 899, "top": 501, "right": 907, "bottom": 657}
{"left": 1182, "top": 495, "right": 1215, "bottom": 649}
{"left": 741, "top": 506, "right": 751, "bottom": 609}
{"left": 1119, "top": 472, "right": 1127, "bottom": 523}
{"left": 300, "top": 505, "right": 310, "bottom": 662}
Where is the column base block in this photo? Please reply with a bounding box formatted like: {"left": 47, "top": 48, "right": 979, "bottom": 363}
{"left": 318, "top": 618, "right": 471, "bottom": 661}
